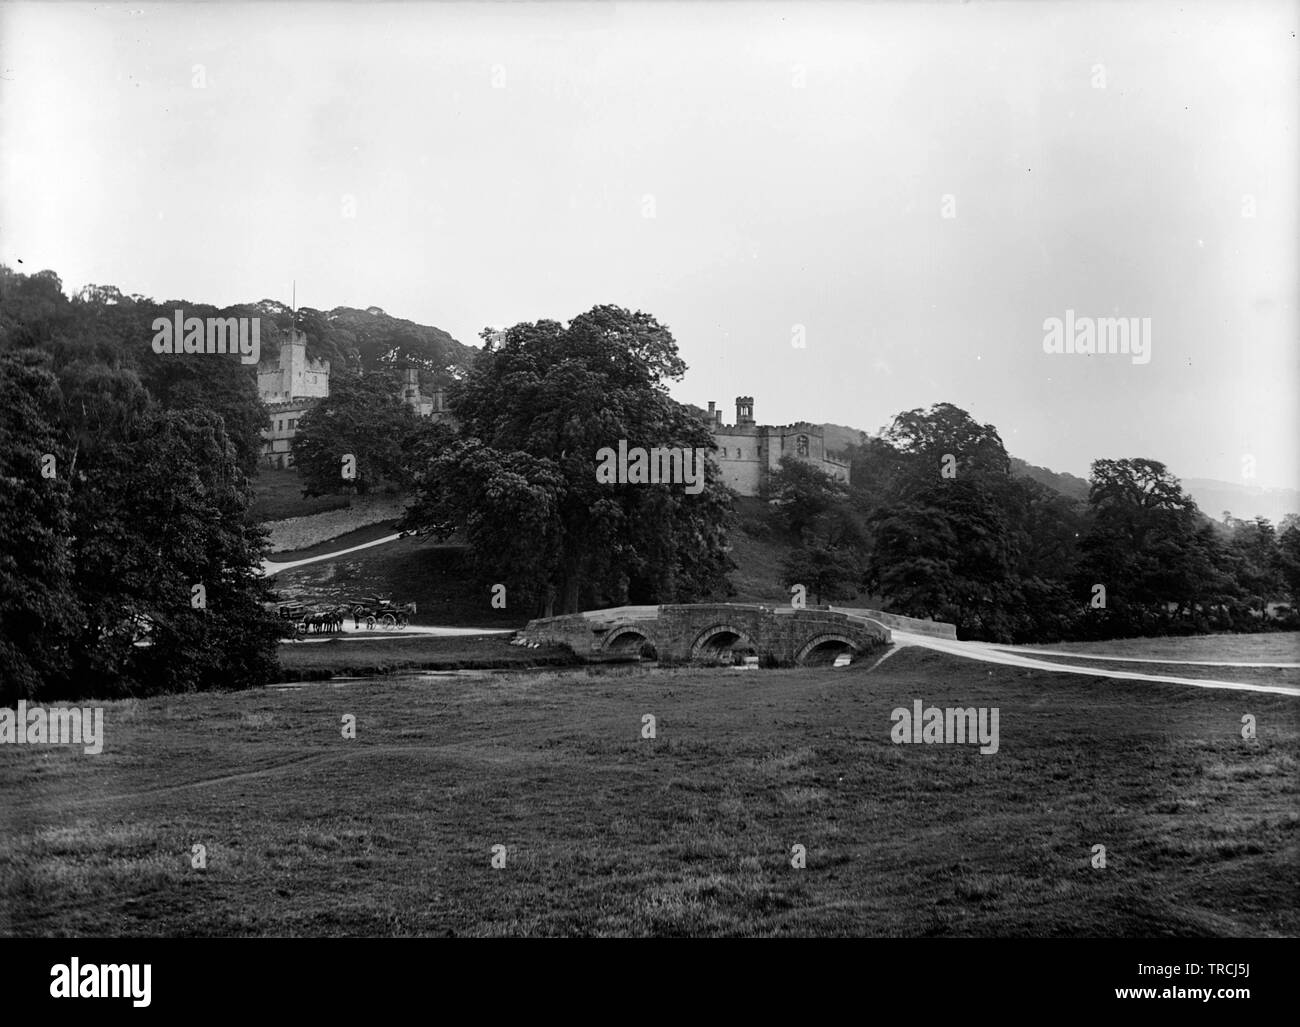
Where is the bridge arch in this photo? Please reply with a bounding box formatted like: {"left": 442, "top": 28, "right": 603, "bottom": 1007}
{"left": 689, "top": 624, "right": 757, "bottom": 662}
{"left": 601, "top": 623, "right": 657, "bottom": 657}
{"left": 795, "top": 633, "right": 862, "bottom": 666}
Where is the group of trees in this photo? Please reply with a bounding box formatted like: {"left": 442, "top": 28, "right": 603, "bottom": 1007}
{"left": 4, "top": 263, "right": 1296, "bottom": 703}
{"left": 289, "top": 304, "right": 736, "bottom": 617}
{"left": 398, "top": 306, "right": 734, "bottom": 616}
{"left": 0, "top": 268, "right": 282, "bottom": 702}
{"left": 767, "top": 402, "right": 1300, "bottom": 642}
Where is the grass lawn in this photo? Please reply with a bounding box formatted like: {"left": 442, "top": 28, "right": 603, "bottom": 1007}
{"left": 2, "top": 647, "right": 1296, "bottom": 937}
{"left": 1015, "top": 633, "right": 1300, "bottom": 664}
{"left": 249, "top": 466, "right": 351, "bottom": 522}
{"left": 1004, "top": 655, "right": 1300, "bottom": 691}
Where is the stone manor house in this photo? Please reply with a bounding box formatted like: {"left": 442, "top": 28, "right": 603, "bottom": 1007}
{"left": 256, "top": 329, "right": 451, "bottom": 468}
{"left": 257, "top": 334, "right": 850, "bottom": 495}
{"left": 703, "top": 396, "right": 850, "bottom": 497}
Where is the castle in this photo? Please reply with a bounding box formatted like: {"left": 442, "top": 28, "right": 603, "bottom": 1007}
{"left": 256, "top": 329, "right": 451, "bottom": 468}
{"left": 255, "top": 332, "right": 843, "bottom": 494}
{"left": 704, "top": 396, "right": 850, "bottom": 497}
{"left": 258, "top": 328, "right": 329, "bottom": 468}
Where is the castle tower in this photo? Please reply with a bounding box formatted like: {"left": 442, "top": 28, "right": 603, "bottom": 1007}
{"left": 287, "top": 327, "right": 308, "bottom": 396}
{"left": 736, "top": 396, "right": 755, "bottom": 426}
{"left": 402, "top": 367, "right": 421, "bottom": 404}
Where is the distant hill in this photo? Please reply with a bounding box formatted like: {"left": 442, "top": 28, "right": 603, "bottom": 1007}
{"left": 1182, "top": 478, "right": 1300, "bottom": 525}
{"left": 821, "top": 422, "right": 868, "bottom": 458}
{"left": 270, "top": 303, "right": 475, "bottom": 381}
{"left": 1008, "top": 458, "right": 1090, "bottom": 502}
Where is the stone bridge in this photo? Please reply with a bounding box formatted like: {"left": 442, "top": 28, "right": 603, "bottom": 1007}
{"left": 516, "top": 603, "right": 901, "bottom": 666}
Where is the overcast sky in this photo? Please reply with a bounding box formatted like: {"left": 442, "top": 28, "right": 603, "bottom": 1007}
{"left": 2, "top": 1, "right": 1295, "bottom": 489}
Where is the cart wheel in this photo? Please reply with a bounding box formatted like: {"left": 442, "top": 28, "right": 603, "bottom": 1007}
{"left": 366, "top": 615, "right": 376, "bottom": 630}
{"left": 381, "top": 613, "right": 397, "bottom": 628}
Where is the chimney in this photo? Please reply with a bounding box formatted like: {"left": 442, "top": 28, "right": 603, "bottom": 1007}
{"left": 736, "top": 395, "right": 755, "bottom": 426}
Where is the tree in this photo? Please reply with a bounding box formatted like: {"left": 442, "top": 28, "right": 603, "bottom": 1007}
{"left": 862, "top": 405, "right": 1023, "bottom": 638}
{"left": 767, "top": 455, "right": 852, "bottom": 541}
{"left": 1278, "top": 523, "right": 1300, "bottom": 612}
{"left": 0, "top": 352, "right": 78, "bottom": 702}
{"left": 64, "top": 406, "right": 281, "bottom": 698}
{"left": 880, "top": 402, "right": 1011, "bottom": 485}
{"left": 1075, "top": 459, "right": 1204, "bottom": 636}
{"left": 781, "top": 544, "right": 860, "bottom": 607}
{"left": 291, "top": 369, "right": 422, "bottom": 495}
{"left": 403, "top": 305, "right": 732, "bottom": 616}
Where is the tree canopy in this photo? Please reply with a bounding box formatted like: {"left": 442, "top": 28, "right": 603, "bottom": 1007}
{"left": 402, "top": 305, "right": 732, "bottom": 616}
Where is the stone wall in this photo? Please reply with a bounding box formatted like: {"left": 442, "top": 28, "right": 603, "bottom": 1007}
{"left": 262, "top": 494, "right": 409, "bottom": 553}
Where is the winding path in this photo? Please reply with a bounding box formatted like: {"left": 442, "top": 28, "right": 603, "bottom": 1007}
{"left": 889, "top": 630, "right": 1300, "bottom": 697}
{"left": 260, "top": 533, "right": 402, "bottom": 577}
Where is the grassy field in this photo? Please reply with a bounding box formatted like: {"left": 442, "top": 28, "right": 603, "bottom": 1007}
{"left": 1006, "top": 655, "right": 1300, "bottom": 691}
{"left": 1014, "top": 633, "right": 1300, "bottom": 663}
{"left": 250, "top": 466, "right": 352, "bottom": 522}
{"left": 2, "top": 647, "right": 1296, "bottom": 937}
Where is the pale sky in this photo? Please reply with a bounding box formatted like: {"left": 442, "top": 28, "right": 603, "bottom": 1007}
{"left": 2, "top": 0, "right": 1296, "bottom": 488}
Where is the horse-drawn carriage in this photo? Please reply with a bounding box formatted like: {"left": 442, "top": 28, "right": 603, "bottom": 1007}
{"left": 299, "top": 605, "right": 349, "bottom": 634}
{"left": 267, "top": 599, "right": 348, "bottom": 636}
{"left": 268, "top": 593, "right": 415, "bottom": 635}
{"left": 346, "top": 594, "right": 417, "bottom": 630}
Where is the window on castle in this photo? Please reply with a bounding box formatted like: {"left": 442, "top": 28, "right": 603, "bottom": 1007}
{"left": 721, "top": 447, "right": 727, "bottom": 457}
{"left": 796, "top": 435, "right": 809, "bottom": 457}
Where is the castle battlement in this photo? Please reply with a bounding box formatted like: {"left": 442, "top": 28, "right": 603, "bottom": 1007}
{"left": 703, "top": 396, "right": 851, "bottom": 496}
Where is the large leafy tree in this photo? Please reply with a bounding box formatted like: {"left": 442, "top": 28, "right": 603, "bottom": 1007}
{"left": 769, "top": 455, "right": 867, "bottom": 607}
{"left": 291, "top": 368, "right": 423, "bottom": 496}
{"left": 767, "top": 455, "right": 852, "bottom": 541}
{"left": 863, "top": 404, "right": 1025, "bottom": 638}
{"left": 403, "top": 305, "right": 732, "bottom": 616}
{"left": 0, "top": 339, "right": 282, "bottom": 700}
{"left": 1074, "top": 458, "right": 1205, "bottom": 636}
{"left": 0, "top": 352, "right": 78, "bottom": 702}
{"left": 881, "top": 401, "right": 1012, "bottom": 484}
{"left": 64, "top": 404, "right": 281, "bottom": 698}
{"left": 1279, "top": 523, "right": 1300, "bottom": 613}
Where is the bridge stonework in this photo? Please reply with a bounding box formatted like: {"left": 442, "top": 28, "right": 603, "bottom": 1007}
{"left": 517, "top": 603, "right": 899, "bottom": 666}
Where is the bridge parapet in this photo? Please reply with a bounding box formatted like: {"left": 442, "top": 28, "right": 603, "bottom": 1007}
{"left": 829, "top": 606, "right": 958, "bottom": 640}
